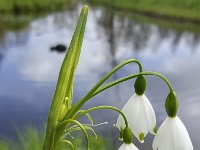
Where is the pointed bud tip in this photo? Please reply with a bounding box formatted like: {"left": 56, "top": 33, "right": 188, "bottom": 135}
{"left": 82, "top": 5, "right": 88, "bottom": 13}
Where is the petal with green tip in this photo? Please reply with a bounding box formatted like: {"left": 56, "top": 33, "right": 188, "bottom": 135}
{"left": 118, "top": 143, "right": 139, "bottom": 150}
{"left": 116, "top": 94, "right": 156, "bottom": 143}
{"left": 153, "top": 116, "right": 193, "bottom": 150}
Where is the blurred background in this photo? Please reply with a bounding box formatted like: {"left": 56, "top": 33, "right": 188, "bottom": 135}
{"left": 0, "top": 0, "right": 200, "bottom": 149}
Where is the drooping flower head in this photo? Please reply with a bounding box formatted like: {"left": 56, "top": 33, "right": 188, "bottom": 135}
{"left": 118, "top": 143, "right": 139, "bottom": 150}
{"left": 116, "top": 76, "right": 156, "bottom": 143}
{"left": 153, "top": 91, "right": 193, "bottom": 150}
{"left": 118, "top": 127, "right": 139, "bottom": 150}
{"left": 153, "top": 116, "right": 193, "bottom": 150}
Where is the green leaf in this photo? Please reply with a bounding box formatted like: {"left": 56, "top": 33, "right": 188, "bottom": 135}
{"left": 43, "top": 5, "right": 88, "bottom": 150}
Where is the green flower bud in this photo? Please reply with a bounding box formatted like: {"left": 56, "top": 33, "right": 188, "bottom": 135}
{"left": 123, "top": 127, "right": 133, "bottom": 144}
{"left": 58, "top": 97, "right": 69, "bottom": 121}
{"left": 134, "top": 75, "right": 146, "bottom": 95}
{"left": 165, "top": 91, "right": 178, "bottom": 117}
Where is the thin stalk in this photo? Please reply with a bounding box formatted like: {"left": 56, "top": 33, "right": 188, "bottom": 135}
{"left": 56, "top": 119, "right": 89, "bottom": 150}
{"left": 74, "top": 105, "right": 129, "bottom": 127}
{"left": 66, "top": 71, "right": 173, "bottom": 121}
{"left": 65, "top": 59, "right": 142, "bottom": 119}
{"left": 56, "top": 106, "right": 128, "bottom": 142}
{"left": 91, "top": 71, "right": 174, "bottom": 98}
{"left": 56, "top": 140, "right": 74, "bottom": 150}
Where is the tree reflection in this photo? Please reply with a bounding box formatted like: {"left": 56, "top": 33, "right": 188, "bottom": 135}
{"left": 95, "top": 7, "right": 200, "bottom": 57}
{"left": 0, "top": 5, "right": 200, "bottom": 73}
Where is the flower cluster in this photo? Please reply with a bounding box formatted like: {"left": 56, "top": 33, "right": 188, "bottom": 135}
{"left": 43, "top": 5, "right": 194, "bottom": 150}
{"left": 116, "top": 76, "right": 193, "bottom": 150}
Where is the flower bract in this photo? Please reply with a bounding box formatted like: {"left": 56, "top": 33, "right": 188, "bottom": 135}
{"left": 153, "top": 116, "right": 193, "bottom": 150}
{"left": 116, "top": 94, "right": 156, "bottom": 142}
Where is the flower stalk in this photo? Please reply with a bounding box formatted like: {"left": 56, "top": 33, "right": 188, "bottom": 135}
{"left": 91, "top": 71, "right": 174, "bottom": 99}
{"left": 64, "top": 59, "right": 143, "bottom": 120}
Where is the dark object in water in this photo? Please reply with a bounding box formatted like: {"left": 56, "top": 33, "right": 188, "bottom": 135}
{"left": 50, "top": 44, "right": 67, "bottom": 52}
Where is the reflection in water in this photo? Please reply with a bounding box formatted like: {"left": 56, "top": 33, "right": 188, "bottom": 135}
{"left": 50, "top": 44, "right": 67, "bottom": 53}
{"left": 0, "top": 5, "right": 200, "bottom": 149}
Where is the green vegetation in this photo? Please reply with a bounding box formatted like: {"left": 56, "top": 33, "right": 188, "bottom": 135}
{"left": 0, "top": 127, "right": 44, "bottom": 150}
{"left": 0, "top": 11, "right": 53, "bottom": 39}
{"left": 87, "top": 0, "right": 200, "bottom": 22}
{"left": 0, "top": 0, "right": 76, "bottom": 13}
{"left": 0, "top": 127, "right": 113, "bottom": 150}
{"left": 114, "top": 10, "right": 200, "bottom": 35}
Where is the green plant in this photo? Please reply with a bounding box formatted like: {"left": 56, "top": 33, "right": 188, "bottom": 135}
{"left": 43, "top": 5, "right": 193, "bottom": 150}
{"left": 0, "top": 0, "right": 76, "bottom": 12}
{"left": 0, "top": 127, "right": 111, "bottom": 150}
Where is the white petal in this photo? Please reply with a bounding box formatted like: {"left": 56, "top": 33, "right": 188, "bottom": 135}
{"left": 140, "top": 94, "right": 156, "bottom": 135}
{"left": 153, "top": 116, "right": 193, "bottom": 150}
{"left": 118, "top": 143, "right": 139, "bottom": 150}
{"left": 116, "top": 94, "right": 156, "bottom": 142}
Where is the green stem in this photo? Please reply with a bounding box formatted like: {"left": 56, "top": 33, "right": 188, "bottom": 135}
{"left": 56, "top": 105, "right": 128, "bottom": 141}
{"left": 56, "top": 140, "right": 74, "bottom": 150}
{"left": 91, "top": 71, "right": 173, "bottom": 98}
{"left": 74, "top": 105, "right": 129, "bottom": 127}
{"left": 67, "top": 71, "right": 173, "bottom": 120}
{"left": 66, "top": 125, "right": 98, "bottom": 139}
{"left": 57, "top": 119, "right": 89, "bottom": 150}
{"left": 65, "top": 59, "right": 142, "bottom": 119}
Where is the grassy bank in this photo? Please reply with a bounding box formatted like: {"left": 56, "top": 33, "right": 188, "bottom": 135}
{"left": 87, "top": 0, "right": 200, "bottom": 23}
{"left": 114, "top": 10, "right": 200, "bottom": 35}
{"left": 0, "top": 0, "right": 76, "bottom": 13}
{"left": 0, "top": 127, "right": 113, "bottom": 150}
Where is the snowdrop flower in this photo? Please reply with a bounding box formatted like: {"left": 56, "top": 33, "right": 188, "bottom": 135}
{"left": 116, "top": 76, "right": 156, "bottom": 143}
{"left": 153, "top": 91, "right": 193, "bottom": 150}
{"left": 152, "top": 116, "right": 193, "bottom": 150}
{"left": 118, "top": 143, "right": 139, "bottom": 150}
{"left": 118, "top": 127, "right": 139, "bottom": 150}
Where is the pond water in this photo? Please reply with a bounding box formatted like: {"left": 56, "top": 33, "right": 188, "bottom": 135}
{"left": 0, "top": 4, "right": 200, "bottom": 149}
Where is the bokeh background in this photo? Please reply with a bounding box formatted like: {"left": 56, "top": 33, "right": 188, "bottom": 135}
{"left": 0, "top": 0, "right": 200, "bottom": 149}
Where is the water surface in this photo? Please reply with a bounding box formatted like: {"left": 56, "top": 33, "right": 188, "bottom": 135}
{"left": 0, "top": 5, "right": 200, "bottom": 149}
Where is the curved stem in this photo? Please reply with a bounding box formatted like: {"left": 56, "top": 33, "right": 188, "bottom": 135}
{"left": 68, "top": 71, "right": 173, "bottom": 120}
{"left": 59, "top": 119, "right": 89, "bottom": 150}
{"left": 76, "top": 110, "right": 94, "bottom": 125}
{"left": 92, "top": 71, "right": 173, "bottom": 98}
{"left": 69, "top": 71, "right": 173, "bottom": 119}
{"left": 65, "top": 59, "right": 142, "bottom": 119}
{"left": 67, "top": 125, "right": 98, "bottom": 138}
{"left": 56, "top": 140, "right": 74, "bottom": 150}
{"left": 74, "top": 105, "right": 129, "bottom": 127}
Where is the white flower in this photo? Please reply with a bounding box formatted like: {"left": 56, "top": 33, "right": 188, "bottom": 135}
{"left": 116, "top": 94, "right": 156, "bottom": 142}
{"left": 153, "top": 116, "right": 193, "bottom": 150}
{"left": 118, "top": 143, "right": 139, "bottom": 150}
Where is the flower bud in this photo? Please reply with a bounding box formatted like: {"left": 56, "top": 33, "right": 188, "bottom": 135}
{"left": 58, "top": 97, "right": 69, "bottom": 121}
{"left": 134, "top": 75, "right": 146, "bottom": 95}
{"left": 123, "top": 127, "right": 133, "bottom": 144}
{"left": 165, "top": 91, "right": 178, "bottom": 117}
